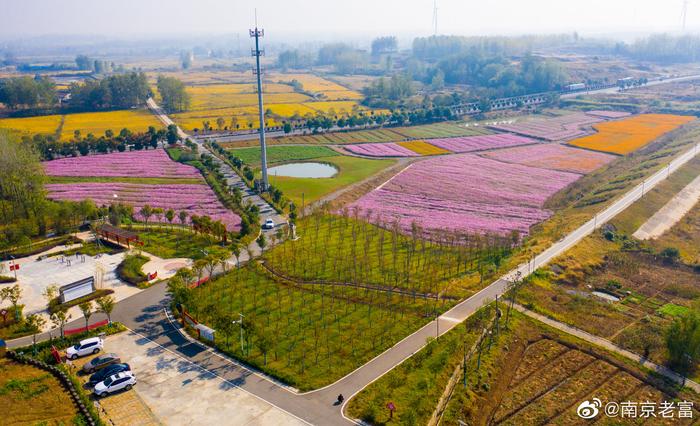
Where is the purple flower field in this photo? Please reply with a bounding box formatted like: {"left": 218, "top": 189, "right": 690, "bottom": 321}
{"left": 43, "top": 149, "right": 201, "bottom": 178}
{"left": 488, "top": 113, "right": 603, "bottom": 141}
{"left": 425, "top": 134, "right": 537, "bottom": 153}
{"left": 480, "top": 143, "right": 616, "bottom": 174}
{"left": 46, "top": 182, "right": 241, "bottom": 231}
{"left": 343, "top": 143, "right": 420, "bottom": 157}
{"left": 349, "top": 154, "right": 581, "bottom": 235}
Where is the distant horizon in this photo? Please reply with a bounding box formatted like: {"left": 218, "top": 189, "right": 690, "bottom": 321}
{"left": 1, "top": 0, "right": 697, "bottom": 41}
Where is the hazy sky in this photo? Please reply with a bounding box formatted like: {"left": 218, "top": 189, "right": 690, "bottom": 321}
{"left": 0, "top": 0, "right": 696, "bottom": 39}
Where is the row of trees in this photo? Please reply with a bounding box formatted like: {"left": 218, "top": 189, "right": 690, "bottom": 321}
{"left": 157, "top": 75, "right": 191, "bottom": 113}
{"left": 69, "top": 72, "right": 150, "bottom": 110}
{"left": 0, "top": 76, "right": 57, "bottom": 109}
{"left": 264, "top": 209, "right": 518, "bottom": 299}
{"left": 26, "top": 124, "right": 180, "bottom": 160}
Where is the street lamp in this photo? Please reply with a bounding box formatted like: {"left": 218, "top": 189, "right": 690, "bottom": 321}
{"left": 232, "top": 313, "right": 245, "bottom": 353}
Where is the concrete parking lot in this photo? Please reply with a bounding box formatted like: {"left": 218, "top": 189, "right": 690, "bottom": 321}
{"left": 106, "top": 331, "right": 308, "bottom": 426}
{"left": 69, "top": 342, "right": 159, "bottom": 426}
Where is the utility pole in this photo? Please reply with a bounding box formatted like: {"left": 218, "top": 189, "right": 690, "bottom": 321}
{"left": 250, "top": 13, "right": 269, "bottom": 191}
{"left": 233, "top": 313, "right": 245, "bottom": 353}
{"left": 432, "top": 0, "right": 438, "bottom": 36}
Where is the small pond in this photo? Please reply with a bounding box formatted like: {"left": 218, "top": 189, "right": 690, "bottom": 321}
{"left": 267, "top": 162, "right": 338, "bottom": 178}
{"left": 592, "top": 290, "right": 621, "bottom": 302}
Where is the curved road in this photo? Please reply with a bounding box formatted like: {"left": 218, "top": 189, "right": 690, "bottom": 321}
{"left": 10, "top": 114, "right": 700, "bottom": 425}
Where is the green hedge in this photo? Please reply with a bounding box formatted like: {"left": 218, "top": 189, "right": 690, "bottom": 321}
{"left": 116, "top": 254, "right": 149, "bottom": 285}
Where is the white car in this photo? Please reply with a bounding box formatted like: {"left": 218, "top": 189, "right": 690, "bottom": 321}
{"left": 66, "top": 337, "right": 103, "bottom": 360}
{"left": 94, "top": 372, "right": 136, "bottom": 397}
{"left": 263, "top": 219, "right": 275, "bottom": 229}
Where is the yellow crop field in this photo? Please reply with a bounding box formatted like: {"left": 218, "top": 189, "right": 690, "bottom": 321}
{"left": 322, "top": 90, "right": 364, "bottom": 101}
{"left": 147, "top": 71, "right": 252, "bottom": 85}
{"left": 271, "top": 73, "right": 351, "bottom": 93}
{"left": 0, "top": 114, "right": 63, "bottom": 135}
{"left": 305, "top": 101, "right": 365, "bottom": 115}
{"left": 188, "top": 87, "right": 311, "bottom": 111}
{"left": 61, "top": 109, "right": 162, "bottom": 140}
{"left": 0, "top": 109, "right": 161, "bottom": 140}
{"left": 568, "top": 114, "right": 695, "bottom": 155}
{"left": 397, "top": 140, "right": 450, "bottom": 155}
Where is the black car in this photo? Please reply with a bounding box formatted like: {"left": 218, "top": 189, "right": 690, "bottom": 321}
{"left": 88, "top": 363, "right": 131, "bottom": 385}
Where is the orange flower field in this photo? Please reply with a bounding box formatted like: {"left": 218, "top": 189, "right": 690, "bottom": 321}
{"left": 568, "top": 114, "right": 695, "bottom": 155}
{"left": 397, "top": 140, "right": 450, "bottom": 155}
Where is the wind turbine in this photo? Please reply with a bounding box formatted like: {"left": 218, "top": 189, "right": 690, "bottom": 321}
{"left": 682, "top": 0, "right": 690, "bottom": 31}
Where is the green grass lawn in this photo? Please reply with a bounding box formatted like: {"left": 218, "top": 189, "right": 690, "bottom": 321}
{"left": 229, "top": 145, "right": 339, "bottom": 166}
{"left": 186, "top": 263, "right": 430, "bottom": 390}
{"left": 266, "top": 155, "right": 395, "bottom": 207}
{"left": 657, "top": 303, "right": 690, "bottom": 317}
{"left": 116, "top": 253, "right": 149, "bottom": 285}
{"left": 138, "top": 228, "right": 226, "bottom": 260}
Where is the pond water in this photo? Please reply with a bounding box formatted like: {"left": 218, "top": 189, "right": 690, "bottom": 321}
{"left": 267, "top": 162, "right": 338, "bottom": 178}
{"left": 592, "top": 290, "right": 621, "bottom": 302}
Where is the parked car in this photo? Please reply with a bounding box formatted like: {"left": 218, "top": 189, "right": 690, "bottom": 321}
{"left": 94, "top": 372, "right": 136, "bottom": 397}
{"left": 66, "top": 337, "right": 103, "bottom": 360}
{"left": 82, "top": 353, "right": 121, "bottom": 373}
{"left": 88, "top": 363, "right": 130, "bottom": 385}
{"left": 263, "top": 218, "right": 275, "bottom": 229}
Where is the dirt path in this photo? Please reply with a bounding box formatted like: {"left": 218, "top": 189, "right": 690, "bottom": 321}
{"left": 633, "top": 173, "right": 700, "bottom": 239}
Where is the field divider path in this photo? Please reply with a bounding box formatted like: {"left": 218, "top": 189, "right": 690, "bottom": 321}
{"left": 259, "top": 261, "right": 456, "bottom": 300}
{"left": 513, "top": 305, "right": 700, "bottom": 393}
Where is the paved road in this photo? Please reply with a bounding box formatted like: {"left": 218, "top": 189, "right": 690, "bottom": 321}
{"left": 560, "top": 74, "right": 700, "bottom": 99}
{"left": 10, "top": 120, "right": 700, "bottom": 423}
{"left": 146, "top": 98, "right": 285, "bottom": 234}
{"left": 634, "top": 173, "right": 700, "bottom": 240}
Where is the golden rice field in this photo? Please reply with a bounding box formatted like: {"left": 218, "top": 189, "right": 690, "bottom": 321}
{"left": 188, "top": 88, "right": 311, "bottom": 111}
{"left": 270, "top": 72, "right": 352, "bottom": 93}
{"left": 0, "top": 114, "right": 63, "bottom": 135}
{"left": 568, "top": 113, "right": 695, "bottom": 155}
{"left": 172, "top": 101, "right": 376, "bottom": 132}
{"left": 167, "top": 72, "right": 372, "bottom": 131}
{"left": 397, "top": 140, "right": 450, "bottom": 155}
{"left": 60, "top": 109, "right": 162, "bottom": 140}
{"left": 305, "top": 101, "right": 364, "bottom": 115}
{"left": 0, "top": 109, "right": 162, "bottom": 140}
{"left": 147, "top": 70, "right": 252, "bottom": 85}
{"left": 321, "top": 90, "right": 364, "bottom": 101}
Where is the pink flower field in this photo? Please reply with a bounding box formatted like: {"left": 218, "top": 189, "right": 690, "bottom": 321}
{"left": 425, "top": 134, "right": 537, "bottom": 153}
{"left": 344, "top": 143, "right": 420, "bottom": 157}
{"left": 488, "top": 113, "right": 603, "bottom": 141}
{"left": 45, "top": 182, "right": 241, "bottom": 231}
{"left": 43, "top": 149, "right": 201, "bottom": 178}
{"left": 480, "top": 143, "right": 616, "bottom": 174}
{"left": 349, "top": 154, "right": 581, "bottom": 235}
{"left": 43, "top": 149, "right": 241, "bottom": 231}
